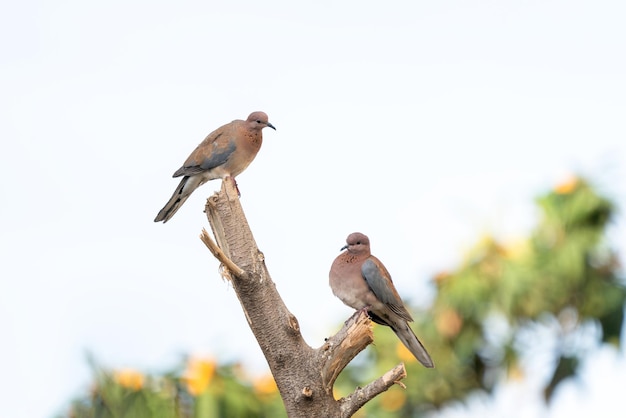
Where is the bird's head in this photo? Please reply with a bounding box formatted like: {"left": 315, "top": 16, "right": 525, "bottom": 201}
{"left": 247, "top": 111, "right": 276, "bottom": 130}
{"left": 341, "top": 232, "right": 370, "bottom": 254}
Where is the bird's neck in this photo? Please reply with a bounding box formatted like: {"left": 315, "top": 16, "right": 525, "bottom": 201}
{"left": 342, "top": 251, "right": 369, "bottom": 264}
{"left": 246, "top": 131, "right": 263, "bottom": 147}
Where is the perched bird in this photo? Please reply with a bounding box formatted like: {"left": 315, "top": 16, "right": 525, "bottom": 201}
{"left": 154, "top": 111, "right": 275, "bottom": 223}
{"left": 329, "top": 232, "right": 434, "bottom": 368}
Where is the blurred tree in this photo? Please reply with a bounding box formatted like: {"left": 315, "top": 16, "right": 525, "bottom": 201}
{"left": 336, "top": 176, "right": 624, "bottom": 416}
{"left": 61, "top": 176, "right": 623, "bottom": 417}
{"left": 63, "top": 356, "right": 285, "bottom": 418}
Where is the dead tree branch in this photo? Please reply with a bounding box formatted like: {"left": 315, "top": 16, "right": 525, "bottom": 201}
{"left": 200, "top": 179, "right": 408, "bottom": 417}
{"left": 338, "top": 363, "right": 407, "bottom": 418}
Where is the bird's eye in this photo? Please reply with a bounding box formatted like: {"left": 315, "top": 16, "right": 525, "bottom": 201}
{"left": 356, "top": 241, "right": 361, "bottom": 245}
{"left": 256, "top": 120, "right": 261, "bottom": 124}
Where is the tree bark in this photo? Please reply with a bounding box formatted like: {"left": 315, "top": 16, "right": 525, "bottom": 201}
{"left": 200, "top": 179, "right": 407, "bottom": 417}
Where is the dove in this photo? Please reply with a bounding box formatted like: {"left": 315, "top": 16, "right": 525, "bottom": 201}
{"left": 329, "top": 232, "right": 434, "bottom": 368}
{"left": 154, "top": 111, "right": 275, "bottom": 222}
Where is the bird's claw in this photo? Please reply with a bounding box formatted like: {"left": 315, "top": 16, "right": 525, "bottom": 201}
{"left": 344, "top": 307, "right": 371, "bottom": 324}
{"left": 226, "top": 176, "right": 241, "bottom": 197}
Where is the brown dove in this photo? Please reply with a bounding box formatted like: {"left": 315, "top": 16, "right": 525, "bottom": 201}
{"left": 154, "top": 111, "right": 275, "bottom": 223}
{"left": 329, "top": 232, "right": 434, "bottom": 368}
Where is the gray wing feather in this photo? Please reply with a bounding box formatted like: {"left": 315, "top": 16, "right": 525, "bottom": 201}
{"left": 173, "top": 141, "right": 236, "bottom": 177}
{"left": 362, "top": 259, "right": 396, "bottom": 305}
{"left": 362, "top": 258, "right": 413, "bottom": 322}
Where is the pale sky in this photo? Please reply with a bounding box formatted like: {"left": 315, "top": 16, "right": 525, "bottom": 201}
{"left": 1, "top": 1, "right": 625, "bottom": 417}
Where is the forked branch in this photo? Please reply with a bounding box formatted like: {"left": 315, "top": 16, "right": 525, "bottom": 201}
{"left": 199, "top": 179, "right": 409, "bottom": 417}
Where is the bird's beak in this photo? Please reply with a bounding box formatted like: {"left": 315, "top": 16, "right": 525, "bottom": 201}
{"left": 267, "top": 122, "right": 276, "bottom": 130}
{"left": 340, "top": 244, "right": 348, "bottom": 251}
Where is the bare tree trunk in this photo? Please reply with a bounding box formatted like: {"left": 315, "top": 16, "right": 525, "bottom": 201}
{"left": 200, "top": 179, "right": 407, "bottom": 417}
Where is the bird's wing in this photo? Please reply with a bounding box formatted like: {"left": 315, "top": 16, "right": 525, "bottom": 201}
{"left": 362, "top": 257, "right": 414, "bottom": 322}
{"left": 173, "top": 134, "right": 236, "bottom": 177}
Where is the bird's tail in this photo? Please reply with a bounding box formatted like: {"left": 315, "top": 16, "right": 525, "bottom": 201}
{"left": 392, "top": 323, "right": 435, "bottom": 368}
{"left": 154, "top": 176, "right": 192, "bottom": 223}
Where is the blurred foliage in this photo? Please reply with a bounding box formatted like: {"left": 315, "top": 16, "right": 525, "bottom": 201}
{"left": 62, "top": 356, "right": 285, "bottom": 418}
{"left": 335, "top": 176, "right": 624, "bottom": 417}
{"left": 61, "top": 176, "right": 624, "bottom": 418}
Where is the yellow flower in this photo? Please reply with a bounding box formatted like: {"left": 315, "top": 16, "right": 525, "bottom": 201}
{"left": 253, "top": 373, "right": 278, "bottom": 396}
{"left": 332, "top": 387, "right": 341, "bottom": 400}
{"left": 436, "top": 308, "right": 463, "bottom": 338}
{"left": 508, "top": 363, "right": 524, "bottom": 381}
{"left": 396, "top": 341, "right": 417, "bottom": 363}
{"left": 113, "top": 368, "right": 144, "bottom": 391}
{"left": 502, "top": 238, "right": 529, "bottom": 260}
{"left": 183, "top": 356, "right": 216, "bottom": 396}
{"left": 432, "top": 271, "right": 450, "bottom": 284}
{"left": 554, "top": 175, "right": 578, "bottom": 194}
{"left": 380, "top": 389, "right": 406, "bottom": 411}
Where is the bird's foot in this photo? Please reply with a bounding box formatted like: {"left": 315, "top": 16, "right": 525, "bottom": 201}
{"left": 346, "top": 307, "right": 371, "bottom": 324}
{"left": 232, "top": 177, "right": 241, "bottom": 197}
{"left": 226, "top": 176, "right": 241, "bottom": 197}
